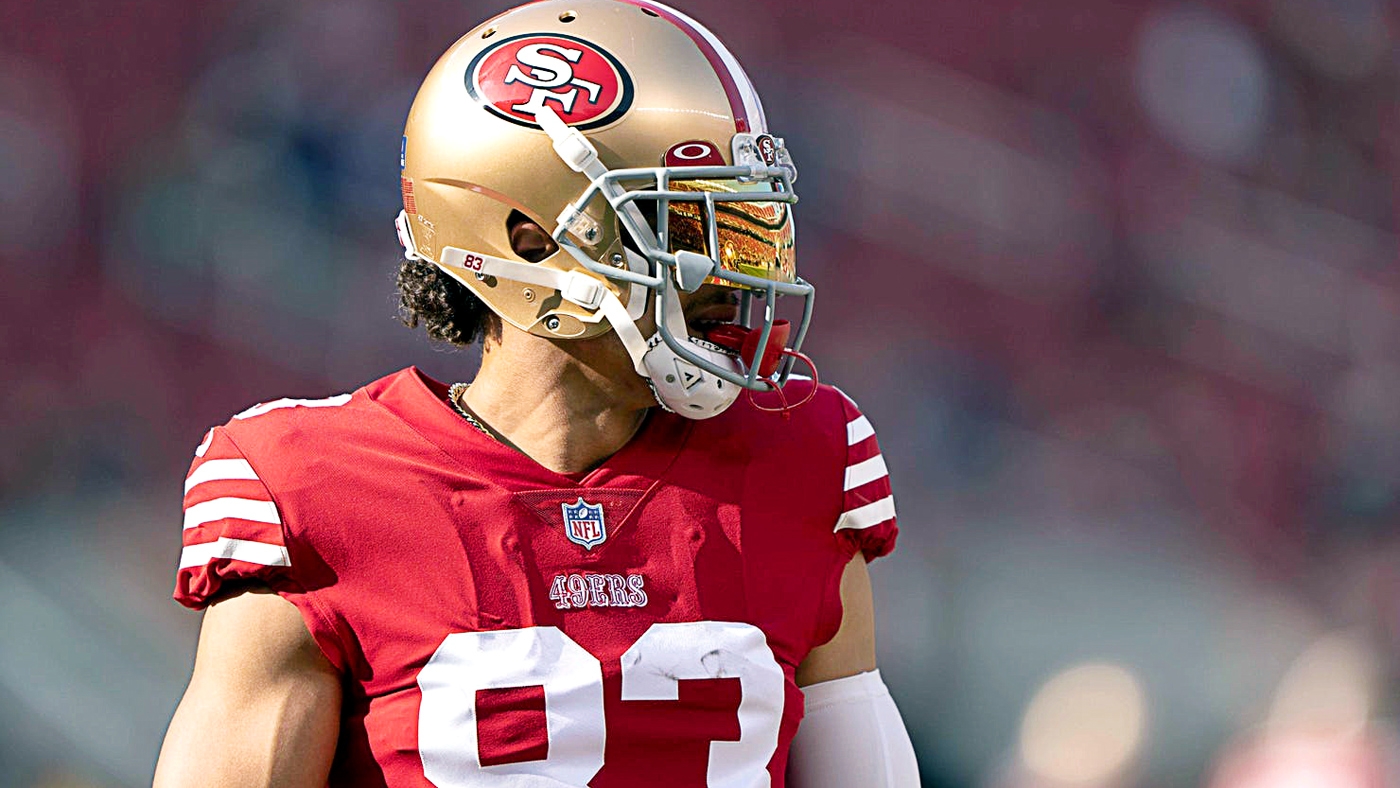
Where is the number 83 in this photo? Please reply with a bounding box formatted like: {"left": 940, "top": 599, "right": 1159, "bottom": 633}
{"left": 418, "top": 620, "right": 786, "bottom": 787}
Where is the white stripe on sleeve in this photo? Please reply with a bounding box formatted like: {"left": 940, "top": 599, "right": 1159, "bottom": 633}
{"left": 179, "top": 537, "right": 290, "bottom": 569}
{"left": 194, "top": 429, "right": 213, "bottom": 458}
{"left": 847, "top": 415, "right": 875, "bottom": 446}
{"left": 844, "top": 454, "right": 889, "bottom": 492}
{"left": 183, "top": 497, "right": 281, "bottom": 531}
{"left": 184, "top": 459, "right": 260, "bottom": 494}
{"left": 835, "top": 496, "right": 897, "bottom": 532}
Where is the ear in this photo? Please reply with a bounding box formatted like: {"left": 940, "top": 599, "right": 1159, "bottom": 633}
{"left": 507, "top": 211, "right": 558, "bottom": 263}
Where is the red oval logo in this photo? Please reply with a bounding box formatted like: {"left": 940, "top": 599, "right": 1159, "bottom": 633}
{"left": 663, "top": 140, "right": 726, "bottom": 167}
{"left": 467, "top": 33, "right": 633, "bottom": 130}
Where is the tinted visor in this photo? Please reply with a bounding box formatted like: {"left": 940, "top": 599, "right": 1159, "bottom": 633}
{"left": 664, "top": 179, "right": 796, "bottom": 287}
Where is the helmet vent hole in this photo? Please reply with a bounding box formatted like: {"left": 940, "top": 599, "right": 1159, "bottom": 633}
{"left": 640, "top": 7, "right": 659, "bottom": 16}
{"left": 559, "top": 10, "right": 576, "bottom": 22}
{"left": 481, "top": 27, "right": 496, "bottom": 38}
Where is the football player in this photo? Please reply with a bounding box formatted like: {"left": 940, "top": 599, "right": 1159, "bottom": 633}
{"left": 154, "top": 1, "right": 920, "bottom": 786}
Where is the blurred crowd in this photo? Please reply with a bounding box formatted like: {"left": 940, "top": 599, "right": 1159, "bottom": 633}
{"left": 1, "top": 0, "right": 1398, "bottom": 785}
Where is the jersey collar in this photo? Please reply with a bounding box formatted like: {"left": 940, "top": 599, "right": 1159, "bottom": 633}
{"left": 368, "top": 367, "right": 693, "bottom": 490}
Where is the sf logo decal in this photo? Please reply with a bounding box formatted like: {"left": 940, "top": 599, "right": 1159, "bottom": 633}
{"left": 468, "top": 33, "right": 634, "bottom": 130}
{"left": 504, "top": 43, "right": 603, "bottom": 116}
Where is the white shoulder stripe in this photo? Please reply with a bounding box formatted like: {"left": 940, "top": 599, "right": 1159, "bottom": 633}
{"left": 234, "top": 393, "right": 351, "bottom": 420}
{"left": 184, "top": 459, "right": 260, "bottom": 494}
{"left": 844, "top": 454, "right": 889, "bottom": 491}
{"left": 835, "top": 495, "right": 897, "bottom": 532}
{"left": 847, "top": 415, "right": 875, "bottom": 446}
{"left": 183, "top": 497, "right": 280, "bottom": 531}
{"left": 179, "top": 537, "right": 290, "bottom": 570}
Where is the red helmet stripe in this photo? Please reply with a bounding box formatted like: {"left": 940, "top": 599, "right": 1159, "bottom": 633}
{"left": 616, "top": 0, "right": 760, "bottom": 133}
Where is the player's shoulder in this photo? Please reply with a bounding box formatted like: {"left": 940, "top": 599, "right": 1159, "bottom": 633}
{"left": 726, "top": 375, "right": 873, "bottom": 432}
{"left": 714, "top": 375, "right": 880, "bottom": 462}
{"left": 204, "top": 367, "right": 417, "bottom": 461}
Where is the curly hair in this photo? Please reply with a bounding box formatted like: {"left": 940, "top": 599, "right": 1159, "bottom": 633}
{"left": 395, "top": 257, "right": 500, "bottom": 346}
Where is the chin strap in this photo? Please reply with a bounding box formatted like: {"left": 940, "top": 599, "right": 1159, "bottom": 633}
{"left": 399, "top": 210, "right": 650, "bottom": 373}
{"left": 400, "top": 212, "right": 739, "bottom": 418}
{"left": 404, "top": 212, "right": 814, "bottom": 419}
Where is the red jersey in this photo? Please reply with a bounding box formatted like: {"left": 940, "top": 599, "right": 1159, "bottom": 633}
{"left": 173, "top": 367, "right": 897, "bottom": 787}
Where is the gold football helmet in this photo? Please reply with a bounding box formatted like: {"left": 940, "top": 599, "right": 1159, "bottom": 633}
{"left": 396, "top": 0, "right": 814, "bottom": 418}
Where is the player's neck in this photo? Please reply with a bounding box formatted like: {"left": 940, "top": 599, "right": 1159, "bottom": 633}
{"left": 462, "top": 331, "right": 653, "bottom": 476}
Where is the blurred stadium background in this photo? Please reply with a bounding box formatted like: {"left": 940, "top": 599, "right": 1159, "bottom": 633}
{"left": 2, "top": 0, "right": 1398, "bottom": 785}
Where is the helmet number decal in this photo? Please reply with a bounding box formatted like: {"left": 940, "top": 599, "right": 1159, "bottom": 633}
{"left": 442, "top": 247, "right": 486, "bottom": 272}
{"left": 467, "top": 33, "right": 634, "bottom": 130}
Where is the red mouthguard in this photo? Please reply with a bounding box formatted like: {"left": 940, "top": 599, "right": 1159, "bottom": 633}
{"left": 706, "top": 320, "right": 791, "bottom": 378}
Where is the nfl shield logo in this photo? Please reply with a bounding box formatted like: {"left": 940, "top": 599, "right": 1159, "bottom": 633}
{"left": 561, "top": 497, "right": 607, "bottom": 550}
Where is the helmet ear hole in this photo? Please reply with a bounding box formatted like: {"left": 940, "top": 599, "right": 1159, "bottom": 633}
{"left": 506, "top": 209, "right": 558, "bottom": 262}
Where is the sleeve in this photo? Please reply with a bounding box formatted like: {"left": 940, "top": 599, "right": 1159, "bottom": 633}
{"left": 172, "top": 426, "right": 297, "bottom": 609}
{"left": 788, "top": 670, "right": 921, "bottom": 788}
{"left": 834, "top": 393, "right": 898, "bottom": 562}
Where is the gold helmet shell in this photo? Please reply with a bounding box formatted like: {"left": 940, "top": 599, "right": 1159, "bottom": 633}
{"left": 399, "top": 0, "right": 798, "bottom": 341}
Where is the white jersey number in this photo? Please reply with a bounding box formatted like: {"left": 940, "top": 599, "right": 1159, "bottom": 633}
{"left": 418, "top": 627, "right": 605, "bottom": 786}
{"left": 418, "top": 621, "right": 785, "bottom": 787}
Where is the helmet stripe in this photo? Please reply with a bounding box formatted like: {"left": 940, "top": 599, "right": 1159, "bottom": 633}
{"left": 616, "top": 0, "right": 766, "bottom": 133}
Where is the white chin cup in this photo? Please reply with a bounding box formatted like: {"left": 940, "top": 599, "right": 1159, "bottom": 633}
{"left": 641, "top": 335, "right": 742, "bottom": 419}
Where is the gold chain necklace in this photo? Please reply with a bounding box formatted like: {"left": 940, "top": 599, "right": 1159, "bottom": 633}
{"left": 447, "top": 382, "right": 496, "bottom": 441}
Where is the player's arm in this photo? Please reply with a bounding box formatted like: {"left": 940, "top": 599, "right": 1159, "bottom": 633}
{"left": 154, "top": 588, "right": 341, "bottom": 788}
{"left": 796, "top": 553, "right": 878, "bottom": 686}
{"left": 789, "top": 557, "right": 921, "bottom": 787}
